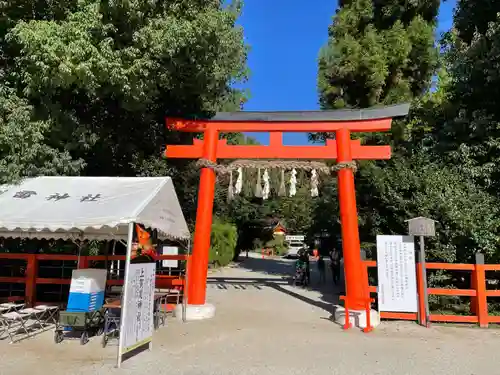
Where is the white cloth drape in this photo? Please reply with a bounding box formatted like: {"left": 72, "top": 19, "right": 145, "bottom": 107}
{"left": 234, "top": 167, "right": 243, "bottom": 195}
{"left": 310, "top": 169, "right": 319, "bottom": 197}
{"left": 289, "top": 168, "right": 297, "bottom": 197}
{"left": 262, "top": 169, "right": 270, "bottom": 200}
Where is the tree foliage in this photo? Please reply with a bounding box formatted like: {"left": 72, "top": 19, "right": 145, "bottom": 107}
{"left": 437, "top": 3, "right": 500, "bottom": 191}
{"left": 1, "top": 0, "right": 248, "bottom": 182}
{"left": 0, "top": 87, "right": 82, "bottom": 184}
{"left": 4, "top": 0, "right": 500, "bottom": 278}
{"left": 314, "top": 0, "right": 500, "bottom": 270}
{"left": 210, "top": 218, "right": 238, "bottom": 267}
{"left": 318, "top": 0, "right": 439, "bottom": 110}
{"left": 358, "top": 152, "right": 500, "bottom": 263}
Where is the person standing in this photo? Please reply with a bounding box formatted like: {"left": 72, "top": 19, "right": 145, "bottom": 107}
{"left": 317, "top": 255, "right": 326, "bottom": 284}
{"left": 298, "top": 248, "right": 310, "bottom": 286}
{"left": 329, "top": 248, "right": 341, "bottom": 285}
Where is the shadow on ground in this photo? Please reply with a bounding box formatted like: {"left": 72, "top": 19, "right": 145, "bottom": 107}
{"left": 207, "top": 254, "right": 345, "bottom": 316}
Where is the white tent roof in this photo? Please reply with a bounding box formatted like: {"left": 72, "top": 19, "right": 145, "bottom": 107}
{"left": 0, "top": 176, "right": 190, "bottom": 241}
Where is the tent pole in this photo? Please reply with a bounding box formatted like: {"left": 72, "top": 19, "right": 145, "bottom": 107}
{"left": 182, "top": 238, "right": 191, "bottom": 322}
{"left": 110, "top": 240, "right": 116, "bottom": 278}
{"left": 117, "top": 222, "right": 134, "bottom": 368}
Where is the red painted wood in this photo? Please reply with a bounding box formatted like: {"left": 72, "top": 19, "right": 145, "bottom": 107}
{"left": 430, "top": 315, "right": 478, "bottom": 323}
{"left": 336, "top": 128, "right": 368, "bottom": 311}
{"left": 165, "top": 138, "right": 391, "bottom": 160}
{"left": 25, "top": 256, "right": 37, "bottom": 307}
{"left": 380, "top": 312, "right": 417, "bottom": 320}
{"left": 428, "top": 288, "right": 476, "bottom": 297}
{"left": 187, "top": 127, "right": 219, "bottom": 305}
{"left": 165, "top": 118, "right": 393, "bottom": 133}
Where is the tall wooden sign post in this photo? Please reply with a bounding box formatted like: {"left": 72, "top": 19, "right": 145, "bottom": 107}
{"left": 406, "top": 216, "right": 436, "bottom": 327}
{"left": 165, "top": 104, "right": 410, "bottom": 325}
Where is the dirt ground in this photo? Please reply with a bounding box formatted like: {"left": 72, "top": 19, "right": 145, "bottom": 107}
{"left": 1, "top": 254, "right": 498, "bottom": 375}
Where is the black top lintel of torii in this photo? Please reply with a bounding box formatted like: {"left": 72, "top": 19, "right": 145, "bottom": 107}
{"left": 209, "top": 103, "right": 410, "bottom": 122}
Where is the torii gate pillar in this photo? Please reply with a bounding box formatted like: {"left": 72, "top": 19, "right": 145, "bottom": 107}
{"left": 165, "top": 104, "right": 410, "bottom": 325}
{"left": 336, "top": 128, "right": 366, "bottom": 311}
{"left": 187, "top": 126, "right": 218, "bottom": 307}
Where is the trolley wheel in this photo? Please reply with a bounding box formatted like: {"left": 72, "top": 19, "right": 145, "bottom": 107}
{"left": 80, "top": 331, "right": 89, "bottom": 345}
{"left": 54, "top": 330, "right": 64, "bottom": 344}
{"left": 96, "top": 325, "right": 104, "bottom": 336}
{"left": 101, "top": 334, "right": 108, "bottom": 348}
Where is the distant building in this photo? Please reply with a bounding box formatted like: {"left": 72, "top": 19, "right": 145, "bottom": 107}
{"left": 272, "top": 222, "right": 286, "bottom": 236}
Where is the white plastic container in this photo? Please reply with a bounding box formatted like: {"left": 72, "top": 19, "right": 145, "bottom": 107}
{"left": 69, "top": 269, "right": 107, "bottom": 294}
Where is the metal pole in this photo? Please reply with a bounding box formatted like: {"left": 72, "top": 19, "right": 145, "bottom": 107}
{"left": 117, "top": 222, "right": 134, "bottom": 368}
{"left": 182, "top": 238, "right": 191, "bottom": 323}
{"left": 419, "top": 235, "right": 430, "bottom": 327}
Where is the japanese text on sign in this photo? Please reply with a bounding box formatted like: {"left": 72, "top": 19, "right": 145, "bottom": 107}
{"left": 376, "top": 235, "right": 418, "bottom": 313}
{"left": 120, "top": 262, "right": 156, "bottom": 355}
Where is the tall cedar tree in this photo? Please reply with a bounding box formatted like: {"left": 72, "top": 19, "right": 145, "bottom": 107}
{"left": 439, "top": 0, "right": 500, "bottom": 192}
{"left": 318, "top": 0, "right": 439, "bottom": 110}
{"left": 310, "top": 1, "right": 500, "bottom": 265}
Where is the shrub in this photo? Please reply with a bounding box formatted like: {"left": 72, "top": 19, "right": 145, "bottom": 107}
{"left": 210, "top": 219, "right": 238, "bottom": 267}
{"left": 265, "top": 236, "right": 288, "bottom": 256}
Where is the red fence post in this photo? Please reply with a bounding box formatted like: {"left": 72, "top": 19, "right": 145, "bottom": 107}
{"left": 470, "top": 268, "right": 477, "bottom": 315}
{"left": 474, "top": 253, "right": 488, "bottom": 328}
{"left": 416, "top": 262, "right": 428, "bottom": 327}
{"left": 25, "top": 255, "right": 38, "bottom": 307}
{"left": 78, "top": 256, "right": 90, "bottom": 269}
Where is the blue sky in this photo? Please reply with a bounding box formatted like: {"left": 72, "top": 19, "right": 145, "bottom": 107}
{"left": 237, "top": 0, "right": 457, "bottom": 145}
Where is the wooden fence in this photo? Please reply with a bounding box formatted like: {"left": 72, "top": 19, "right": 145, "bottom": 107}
{"left": 0, "top": 253, "right": 189, "bottom": 307}
{"left": 1, "top": 253, "right": 499, "bottom": 327}
{"left": 365, "top": 256, "right": 500, "bottom": 328}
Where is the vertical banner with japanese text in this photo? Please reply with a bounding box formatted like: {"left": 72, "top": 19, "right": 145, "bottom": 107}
{"left": 376, "top": 235, "right": 418, "bottom": 313}
{"left": 118, "top": 223, "right": 157, "bottom": 367}
{"left": 120, "top": 262, "right": 156, "bottom": 354}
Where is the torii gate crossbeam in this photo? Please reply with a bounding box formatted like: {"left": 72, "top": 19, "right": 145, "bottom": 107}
{"left": 165, "top": 103, "right": 410, "bottom": 323}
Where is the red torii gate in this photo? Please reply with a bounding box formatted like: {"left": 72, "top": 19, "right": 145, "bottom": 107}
{"left": 165, "top": 104, "right": 409, "bottom": 321}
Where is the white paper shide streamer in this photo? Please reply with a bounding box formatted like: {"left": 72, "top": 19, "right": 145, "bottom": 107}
{"left": 289, "top": 168, "right": 297, "bottom": 197}
{"left": 234, "top": 167, "right": 243, "bottom": 195}
{"left": 310, "top": 169, "right": 319, "bottom": 197}
{"left": 262, "top": 169, "right": 270, "bottom": 200}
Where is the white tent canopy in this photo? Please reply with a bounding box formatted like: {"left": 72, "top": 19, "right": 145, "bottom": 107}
{"left": 0, "top": 176, "right": 190, "bottom": 241}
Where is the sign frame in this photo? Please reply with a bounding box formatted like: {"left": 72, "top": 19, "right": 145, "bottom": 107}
{"left": 285, "top": 235, "right": 305, "bottom": 242}
{"left": 117, "top": 222, "right": 156, "bottom": 368}
{"left": 376, "top": 235, "right": 418, "bottom": 313}
{"left": 405, "top": 217, "right": 436, "bottom": 237}
{"left": 161, "top": 246, "right": 179, "bottom": 268}
{"left": 405, "top": 216, "right": 436, "bottom": 327}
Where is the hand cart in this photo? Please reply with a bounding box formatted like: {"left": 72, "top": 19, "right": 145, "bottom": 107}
{"left": 54, "top": 308, "right": 105, "bottom": 345}
{"left": 101, "top": 299, "right": 121, "bottom": 348}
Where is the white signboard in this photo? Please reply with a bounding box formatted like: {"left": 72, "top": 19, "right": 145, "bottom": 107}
{"left": 376, "top": 235, "right": 418, "bottom": 313}
{"left": 285, "top": 235, "right": 305, "bottom": 242}
{"left": 119, "top": 262, "right": 156, "bottom": 356}
{"left": 162, "top": 246, "right": 179, "bottom": 268}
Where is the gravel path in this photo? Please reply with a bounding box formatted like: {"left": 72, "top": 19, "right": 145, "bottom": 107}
{"left": 1, "top": 254, "right": 498, "bottom": 375}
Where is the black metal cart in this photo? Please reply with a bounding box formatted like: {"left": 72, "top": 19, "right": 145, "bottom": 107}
{"left": 101, "top": 301, "right": 121, "bottom": 348}
{"left": 54, "top": 308, "right": 105, "bottom": 345}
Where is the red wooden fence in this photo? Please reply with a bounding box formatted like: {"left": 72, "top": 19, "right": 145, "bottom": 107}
{"left": 1, "top": 253, "right": 499, "bottom": 327}
{"left": 0, "top": 254, "right": 189, "bottom": 307}
{"left": 364, "top": 260, "right": 500, "bottom": 328}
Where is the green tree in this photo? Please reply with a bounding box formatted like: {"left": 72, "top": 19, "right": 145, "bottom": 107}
{"left": 438, "top": 2, "right": 500, "bottom": 191}
{"left": 313, "top": 0, "right": 500, "bottom": 270}
{"left": 318, "top": 0, "right": 439, "bottom": 111}
{"left": 0, "top": 87, "right": 83, "bottom": 184}
{"left": 3, "top": 0, "right": 248, "bottom": 183}
{"left": 357, "top": 151, "right": 500, "bottom": 263}
{"left": 210, "top": 218, "right": 238, "bottom": 267}
{"left": 0, "top": 0, "right": 248, "bottom": 229}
